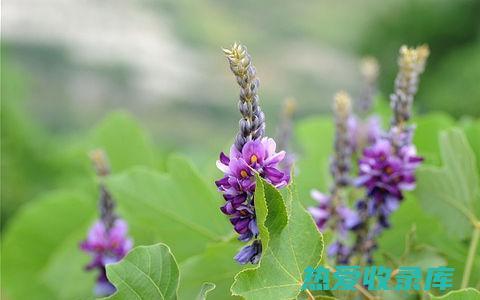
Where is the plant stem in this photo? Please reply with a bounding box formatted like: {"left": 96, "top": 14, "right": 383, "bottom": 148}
{"left": 305, "top": 289, "right": 315, "bottom": 300}
{"left": 461, "top": 225, "right": 480, "bottom": 288}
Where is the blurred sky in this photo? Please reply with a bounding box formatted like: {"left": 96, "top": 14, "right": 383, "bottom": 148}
{"left": 2, "top": 0, "right": 479, "bottom": 158}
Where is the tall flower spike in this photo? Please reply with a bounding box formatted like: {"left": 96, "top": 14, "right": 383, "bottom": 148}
{"left": 390, "top": 45, "right": 429, "bottom": 128}
{"left": 309, "top": 92, "right": 360, "bottom": 264}
{"left": 358, "top": 56, "right": 379, "bottom": 114}
{"left": 351, "top": 45, "right": 427, "bottom": 264}
{"left": 223, "top": 43, "right": 265, "bottom": 151}
{"left": 217, "top": 44, "right": 290, "bottom": 264}
{"left": 81, "top": 150, "right": 133, "bottom": 297}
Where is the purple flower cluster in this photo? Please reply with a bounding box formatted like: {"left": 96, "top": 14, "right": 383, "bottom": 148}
{"left": 309, "top": 190, "right": 360, "bottom": 263}
{"left": 355, "top": 139, "right": 423, "bottom": 228}
{"left": 216, "top": 137, "right": 290, "bottom": 264}
{"left": 80, "top": 219, "right": 133, "bottom": 296}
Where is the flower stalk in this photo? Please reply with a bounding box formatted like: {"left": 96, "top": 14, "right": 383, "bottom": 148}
{"left": 223, "top": 43, "right": 265, "bottom": 151}
{"left": 461, "top": 223, "right": 480, "bottom": 288}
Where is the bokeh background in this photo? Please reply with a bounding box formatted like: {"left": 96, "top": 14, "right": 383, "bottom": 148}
{"left": 2, "top": 0, "right": 480, "bottom": 228}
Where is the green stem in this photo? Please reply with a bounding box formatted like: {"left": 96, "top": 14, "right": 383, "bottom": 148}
{"left": 461, "top": 225, "right": 480, "bottom": 288}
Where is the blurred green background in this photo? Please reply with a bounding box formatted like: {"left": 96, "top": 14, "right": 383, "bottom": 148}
{"left": 2, "top": 0, "right": 480, "bottom": 229}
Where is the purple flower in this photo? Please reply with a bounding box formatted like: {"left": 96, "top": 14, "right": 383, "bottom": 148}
{"left": 327, "top": 241, "right": 352, "bottom": 264}
{"left": 309, "top": 190, "right": 361, "bottom": 233}
{"left": 235, "top": 240, "right": 262, "bottom": 264}
{"left": 336, "top": 205, "right": 362, "bottom": 232}
{"left": 80, "top": 219, "right": 133, "bottom": 296}
{"left": 308, "top": 190, "right": 332, "bottom": 231}
{"left": 355, "top": 139, "right": 423, "bottom": 226}
{"left": 216, "top": 137, "right": 290, "bottom": 264}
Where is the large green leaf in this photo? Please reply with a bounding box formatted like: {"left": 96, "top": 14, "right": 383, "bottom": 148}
{"left": 376, "top": 194, "right": 480, "bottom": 288}
{"left": 1, "top": 190, "right": 96, "bottom": 300}
{"left": 106, "top": 155, "right": 230, "bottom": 262}
{"left": 295, "top": 116, "right": 334, "bottom": 206}
{"left": 463, "top": 120, "right": 480, "bottom": 178}
{"left": 415, "top": 128, "right": 479, "bottom": 239}
{"left": 90, "top": 111, "right": 160, "bottom": 172}
{"left": 430, "top": 288, "right": 480, "bottom": 300}
{"left": 231, "top": 178, "right": 324, "bottom": 299}
{"left": 105, "top": 243, "right": 179, "bottom": 300}
{"left": 179, "top": 241, "right": 243, "bottom": 300}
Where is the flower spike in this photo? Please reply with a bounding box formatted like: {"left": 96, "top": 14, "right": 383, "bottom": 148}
{"left": 217, "top": 44, "right": 290, "bottom": 264}
{"left": 223, "top": 42, "right": 265, "bottom": 151}
{"left": 80, "top": 150, "right": 133, "bottom": 297}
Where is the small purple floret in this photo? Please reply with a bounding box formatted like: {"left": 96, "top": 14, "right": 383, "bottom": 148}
{"left": 235, "top": 240, "right": 262, "bottom": 264}
{"left": 80, "top": 219, "right": 133, "bottom": 296}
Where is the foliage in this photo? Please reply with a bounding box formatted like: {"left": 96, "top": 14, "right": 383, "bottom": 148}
{"left": 2, "top": 106, "right": 480, "bottom": 299}
{"left": 104, "top": 244, "right": 180, "bottom": 300}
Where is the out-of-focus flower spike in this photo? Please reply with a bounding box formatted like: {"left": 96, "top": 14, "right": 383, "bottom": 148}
{"left": 358, "top": 56, "right": 379, "bottom": 114}
{"left": 81, "top": 150, "right": 133, "bottom": 297}
{"left": 331, "top": 91, "right": 353, "bottom": 189}
{"left": 89, "top": 149, "right": 116, "bottom": 231}
{"left": 308, "top": 91, "right": 360, "bottom": 264}
{"left": 391, "top": 44, "right": 430, "bottom": 129}
{"left": 89, "top": 149, "right": 110, "bottom": 177}
{"left": 350, "top": 45, "right": 429, "bottom": 264}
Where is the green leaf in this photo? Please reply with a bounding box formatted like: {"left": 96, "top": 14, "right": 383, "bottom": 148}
{"left": 413, "top": 112, "right": 455, "bottom": 166}
{"left": 415, "top": 128, "right": 479, "bottom": 239}
{"left": 429, "top": 288, "right": 480, "bottom": 300}
{"left": 196, "top": 282, "right": 216, "bottom": 300}
{"left": 106, "top": 155, "right": 230, "bottom": 262}
{"left": 1, "top": 190, "right": 96, "bottom": 300}
{"left": 295, "top": 116, "right": 334, "bottom": 206}
{"left": 90, "top": 111, "right": 159, "bottom": 172}
{"left": 179, "top": 241, "right": 243, "bottom": 300}
{"left": 104, "top": 243, "right": 179, "bottom": 300}
{"left": 463, "top": 119, "right": 480, "bottom": 178}
{"left": 231, "top": 178, "right": 324, "bottom": 299}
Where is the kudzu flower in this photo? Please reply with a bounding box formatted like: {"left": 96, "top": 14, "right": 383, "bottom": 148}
{"left": 309, "top": 190, "right": 360, "bottom": 232}
{"left": 80, "top": 150, "right": 133, "bottom": 296}
{"left": 234, "top": 240, "right": 262, "bottom": 264}
{"left": 217, "top": 43, "right": 290, "bottom": 264}
{"left": 355, "top": 139, "right": 423, "bottom": 227}
{"left": 80, "top": 219, "right": 133, "bottom": 296}
{"left": 351, "top": 45, "right": 428, "bottom": 263}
